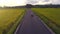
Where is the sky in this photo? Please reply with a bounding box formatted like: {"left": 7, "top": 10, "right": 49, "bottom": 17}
{"left": 0, "top": 0, "right": 60, "bottom": 7}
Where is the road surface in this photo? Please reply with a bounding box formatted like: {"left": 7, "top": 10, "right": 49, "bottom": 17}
{"left": 14, "top": 9, "right": 55, "bottom": 34}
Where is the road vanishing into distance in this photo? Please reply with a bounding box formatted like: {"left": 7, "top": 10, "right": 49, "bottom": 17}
{"left": 14, "top": 9, "right": 55, "bottom": 34}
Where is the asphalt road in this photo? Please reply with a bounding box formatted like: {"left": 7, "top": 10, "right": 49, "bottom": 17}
{"left": 14, "top": 9, "right": 55, "bottom": 34}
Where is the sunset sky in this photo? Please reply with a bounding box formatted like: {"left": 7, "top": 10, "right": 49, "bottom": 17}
{"left": 0, "top": 0, "right": 60, "bottom": 7}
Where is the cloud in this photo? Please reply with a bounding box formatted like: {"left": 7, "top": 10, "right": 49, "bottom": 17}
{"left": 43, "top": 0, "right": 50, "bottom": 2}
{"left": 0, "top": 0, "right": 60, "bottom": 7}
{"left": 26, "top": 0, "right": 51, "bottom": 5}
{"left": 0, "top": 0, "right": 26, "bottom": 7}
{"left": 51, "top": 0, "right": 60, "bottom": 4}
{"left": 26, "top": 0, "right": 40, "bottom": 4}
{"left": 26, "top": 0, "right": 60, "bottom": 5}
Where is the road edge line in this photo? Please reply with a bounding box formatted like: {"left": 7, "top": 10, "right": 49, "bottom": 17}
{"left": 39, "top": 18, "right": 56, "bottom": 34}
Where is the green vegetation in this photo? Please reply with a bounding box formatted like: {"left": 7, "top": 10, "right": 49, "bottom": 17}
{"left": 32, "top": 8, "right": 60, "bottom": 34}
{"left": 0, "top": 8, "right": 25, "bottom": 34}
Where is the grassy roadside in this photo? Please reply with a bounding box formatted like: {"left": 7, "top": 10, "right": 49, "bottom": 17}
{"left": 32, "top": 8, "right": 60, "bottom": 34}
{"left": 7, "top": 11, "right": 25, "bottom": 34}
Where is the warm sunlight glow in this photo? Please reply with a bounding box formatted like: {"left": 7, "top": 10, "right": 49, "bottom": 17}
{"left": 0, "top": 0, "right": 60, "bottom": 7}
{"left": 0, "top": 0, "right": 26, "bottom": 7}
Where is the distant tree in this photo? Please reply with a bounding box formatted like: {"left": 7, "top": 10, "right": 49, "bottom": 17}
{"left": 26, "top": 4, "right": 33, "bottom": 8}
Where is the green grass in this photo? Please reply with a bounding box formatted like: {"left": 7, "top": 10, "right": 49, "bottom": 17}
{"left": 0, "top": 8, "right": 25, "bottom": 34}
{"left": 32, "top": 8, "right": 60, "bottom": 34}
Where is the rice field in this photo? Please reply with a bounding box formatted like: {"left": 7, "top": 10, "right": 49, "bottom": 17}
{"left": 32, "top": 8, "right": 60, "bottom": 34}
{"left": 0, "top": 8, "right": 25, "bottom": 34}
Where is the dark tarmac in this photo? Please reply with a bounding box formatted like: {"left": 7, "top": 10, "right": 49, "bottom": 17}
{"left": 14, "top": 9, "right": 55, "bottom": 34}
